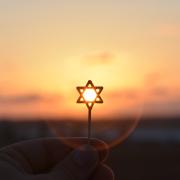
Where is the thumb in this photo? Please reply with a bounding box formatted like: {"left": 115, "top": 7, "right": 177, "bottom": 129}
{"left": 50, "top": 145, "right": 99, "bottom": 180}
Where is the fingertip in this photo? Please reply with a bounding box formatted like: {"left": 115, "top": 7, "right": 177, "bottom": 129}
{"left": 51, "top": 145, "right": 99, "bottom": 180}
{"left": 62, "top": 138, "right": 109, "bottom": 162}
{"left": 72, "top": 144, "right": 99, "bottom": 167}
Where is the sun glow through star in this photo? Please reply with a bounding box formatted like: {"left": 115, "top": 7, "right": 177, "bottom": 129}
{"left": 83, "top": 89, "right": 97, "bottom": 102}
{"left": 77, "top": 80, "right": 103, "bottom": 109}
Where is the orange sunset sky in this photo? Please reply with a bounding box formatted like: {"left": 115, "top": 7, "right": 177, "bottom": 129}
{"left": 0, "top": 0, "right": 180, "bottom": 119}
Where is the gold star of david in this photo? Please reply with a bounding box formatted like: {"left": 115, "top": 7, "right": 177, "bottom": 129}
{"left": 76, "top": 80, "right": 103, "bottom": 110}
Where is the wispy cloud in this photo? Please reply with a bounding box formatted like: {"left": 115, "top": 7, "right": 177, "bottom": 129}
{"left": 0, "top": 93, "right": 65, "bottom": 118}
{"left": 144, "top": 72, "right": 162, "bottom": 86}
{"left": 149, "top": 87, "right": 169, "bottom": 97}
{"left": 155, "top": 23, "right": 180, "bottom": 38}
{"left": 106, "top": 89, "right": 139, "bottom": 100}
{"left": 83, "top": 51, "right": 115, "bottom": 65}
{"left": 105, "top": 86, "right": 180, "bottom": 117}
{"left": 0, "top": 94, "right": 62, "bottom": 105}
{"left": 143, "top": 98, "right": 180, "bottom": 117}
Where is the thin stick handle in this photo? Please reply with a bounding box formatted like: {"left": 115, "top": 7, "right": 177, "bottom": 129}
{"left": 88, "top": 108, "right": 92, "bottom": 144}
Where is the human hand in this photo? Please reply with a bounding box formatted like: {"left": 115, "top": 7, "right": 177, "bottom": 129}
{"left": 0, "top": 138, "right": 114, "bottom": 180}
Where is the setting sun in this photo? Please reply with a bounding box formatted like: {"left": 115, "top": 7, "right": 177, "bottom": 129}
{"left": 0, "top": 0, "right": 179, "bottom": 118}
{"left": 83, "top": 89, "right": 97, "bottom": 102}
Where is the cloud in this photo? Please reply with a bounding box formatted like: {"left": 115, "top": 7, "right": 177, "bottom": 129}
{"left": 143, "top": 98, "right": 180, "bottom": 117}
{"left": 0, "top": 93, "right": 65, "bottom": 118}
{"left": 105, "top": 87, "right": 180, "bottom": 117}
{"left": 150, "top": 87, "right": 169, "bottom": 97}
{"left": 144, "top": 72, "right": 162, "bottom": 86}
{"left": 155, "top": 23, "right": 180, "bottom": 38}
{"left": 0, "top": 94, "right": 62, "bottom": 105}
{"left": 0, "top": 60, "right": 17, "bottom": 71}
{"left": 83, "top": 51, "right": 115, "bottom": 65}
{"left": 107, "top": 89, "right": 139, "bottom": 100}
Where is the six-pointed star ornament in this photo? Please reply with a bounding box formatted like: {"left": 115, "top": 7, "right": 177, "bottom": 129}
{"left": 76, "top": 80, "right": 103, "bottom": 109}
{"left": 76, "top": 80, "right": 103, "bottom": 143}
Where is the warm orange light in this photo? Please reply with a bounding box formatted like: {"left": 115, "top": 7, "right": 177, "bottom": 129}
{"left": 83, "top": 88, "right": 97, "bottom": 102}
{"left": 76, "top": 80, "right": 103, "bottom": 144}
{"left": 77, "top": 80, "right": 103, "bottom": 109}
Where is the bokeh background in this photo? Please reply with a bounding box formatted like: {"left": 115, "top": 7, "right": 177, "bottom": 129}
{"left": 0, "top": 0, "right": 180, "bottom": 179}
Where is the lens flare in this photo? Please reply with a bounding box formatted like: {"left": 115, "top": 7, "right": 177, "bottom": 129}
{"left": 47, "top": 80, "right": 142, "bottom": 150}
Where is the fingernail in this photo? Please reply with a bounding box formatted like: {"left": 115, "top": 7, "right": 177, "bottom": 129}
{"left": 72, "top": 145, "right": 99, "bottom": 167}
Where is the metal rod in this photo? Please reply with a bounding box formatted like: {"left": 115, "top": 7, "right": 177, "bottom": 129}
{"left": 88, "top": 108, "right": 92, "bottom": 144}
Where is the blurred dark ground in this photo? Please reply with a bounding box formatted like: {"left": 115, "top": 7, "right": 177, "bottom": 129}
{"left": 0, "top": 117, "right": 180, "bottom": 180}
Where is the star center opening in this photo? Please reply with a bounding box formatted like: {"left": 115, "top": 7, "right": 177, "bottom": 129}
{"left": 83, "top": 88, "right": 97, "bottom": 102}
